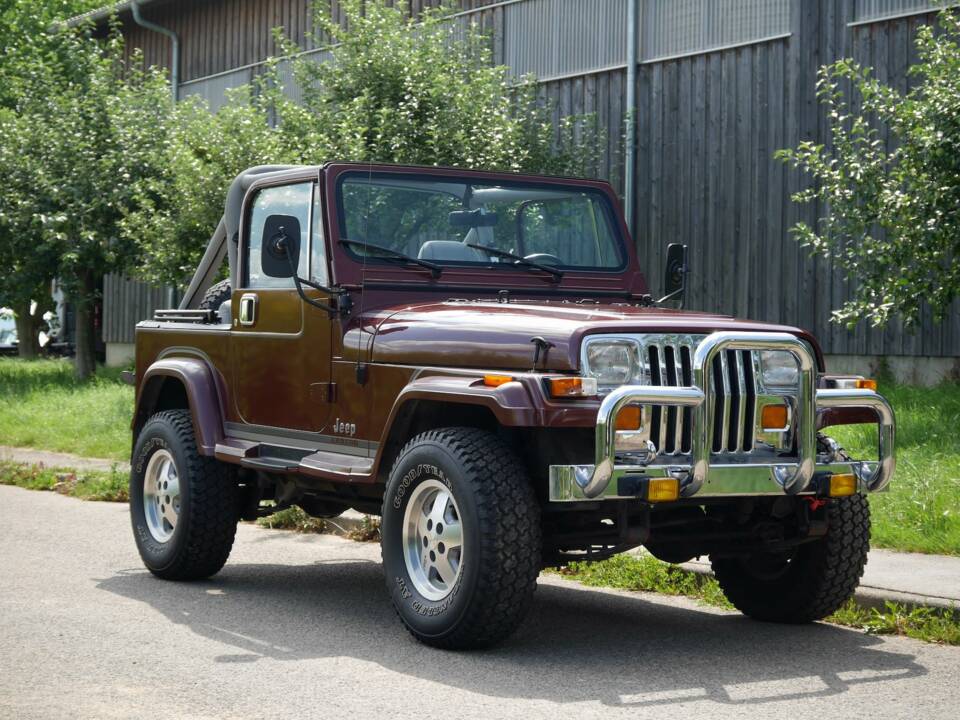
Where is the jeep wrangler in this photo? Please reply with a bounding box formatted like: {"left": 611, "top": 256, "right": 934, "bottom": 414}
{"left": 129, "top": 163, "right": 895, "bottom": 649}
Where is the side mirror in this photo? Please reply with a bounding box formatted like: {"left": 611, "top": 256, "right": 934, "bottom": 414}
{"left": 659, "top": 243, "right": 689, "bottom": 307}
{"left": 261, "top": 214, "right": 301, "bottom": 278}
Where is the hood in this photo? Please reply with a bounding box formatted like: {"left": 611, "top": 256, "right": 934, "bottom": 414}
{"left": 369, "top": 300, "right": 822, "bottom": 372}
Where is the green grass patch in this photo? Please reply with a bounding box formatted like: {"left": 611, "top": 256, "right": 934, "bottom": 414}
{"left": 0, "top": 460, "right": 128, "bottom": 502}
{"left": 0, "top": 358, "right": 132, "bottom": 460}
{"left": 829, "top": 381, "right": 960, "bottom": 555}
{"left": 256, "top": 506, "right": 328, "bottom": 533}
{"left": 555, "top": 553, "right": 960, "bottom": 645}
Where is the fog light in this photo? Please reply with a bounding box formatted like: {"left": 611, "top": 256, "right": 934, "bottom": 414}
{"left": 829, "top": 473, "right": 857, "bottom": 497}
{"left": 647, "top": 478, "right": 679, "bottom": 503}
{"left": 615, "top": 405, "right": 642, "bottom": 431}
{"left": 761, "top": 404, "right": 789, "bottom": 430}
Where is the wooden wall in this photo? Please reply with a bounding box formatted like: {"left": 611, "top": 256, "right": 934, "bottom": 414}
{"left": 99, "top": 0, "right": 957, "bottom": 357}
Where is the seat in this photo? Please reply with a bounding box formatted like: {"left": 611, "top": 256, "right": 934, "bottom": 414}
{"left": 417, "top": 240, "right": 486, "bottom": 262}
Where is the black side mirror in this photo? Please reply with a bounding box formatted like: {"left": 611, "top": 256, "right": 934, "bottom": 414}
{"left": 262, "top": 214, "right": 301, "bottom": 278}
{"left": 658, "top": 243, "right": 689, "bottom": 307}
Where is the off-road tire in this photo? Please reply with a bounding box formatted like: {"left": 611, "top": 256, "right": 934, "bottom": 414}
{"left": 198, "top": 278, "right": 232, "bottom": 312}
{"left": 710, "top": 436, "right": 870, "bottom": 623}
{"left": 381, "top": 427, "right": 541, "bottom": 649}
{"left": 130, "top": 409, "right": 238, "bottom": 580}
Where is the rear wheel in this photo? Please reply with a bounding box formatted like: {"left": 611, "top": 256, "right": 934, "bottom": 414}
{"left": 130, "top": 409, "right": 238, "bottom": 580}
{"left": 711, "top": 493, "right": 870, "bottom": 622}
{"left": 381, "top": 427, "right": 541, "bottom": 649}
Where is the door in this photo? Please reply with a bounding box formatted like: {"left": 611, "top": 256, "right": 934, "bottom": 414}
{"left": 231, "top": 180, "right": 334, "bottom": 432}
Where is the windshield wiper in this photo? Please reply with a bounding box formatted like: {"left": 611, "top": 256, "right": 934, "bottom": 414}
{"left": 340, "top": 238, "right": 442, "bottom": 278}
{"left": 466, "top": 242, "right": 564, "bottom": 282}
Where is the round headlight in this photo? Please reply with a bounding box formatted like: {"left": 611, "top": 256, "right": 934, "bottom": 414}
{"left": 585, "top": 340, "right": 644, "bottom": 389}
{"left": 759, "top": 350, "right": 799, "bottom": 389}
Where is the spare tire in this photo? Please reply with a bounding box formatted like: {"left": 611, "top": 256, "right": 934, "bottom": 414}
{"left": 198, "top": 278, "right": 232, "bottom": 312}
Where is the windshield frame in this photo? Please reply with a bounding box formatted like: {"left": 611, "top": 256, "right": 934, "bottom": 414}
{"left": 333, "top": 169, "right": 629, "bottom": 273}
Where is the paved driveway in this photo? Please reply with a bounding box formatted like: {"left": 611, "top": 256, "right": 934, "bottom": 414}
{"left": 1, "top": 484, "right": 957, "bottom": 720}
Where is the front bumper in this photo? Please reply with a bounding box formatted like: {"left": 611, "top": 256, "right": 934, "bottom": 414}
{"left": 549, "top": 331, "right": 896, "bottom": 502}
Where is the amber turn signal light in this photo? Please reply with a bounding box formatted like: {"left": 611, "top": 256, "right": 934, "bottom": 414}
{"left": 547, "top": 377, "right": 599, "bottom": 398}
{"left": 647, "top": 478, "right": 680, "bottom": 503}
{"left": 761, "top": 404, "right": 789, "bottom": 430}
{"left": 615, "top": 406, "right": 642, "bottom": 431}
{"left": 855, "top": 378, "right": 878, "bottom": 391}
{"left": 828, "top": 473, "right": 858, "bottom": 497}
{"left": 483, "top": 374, "right": 514, "bottom": 388}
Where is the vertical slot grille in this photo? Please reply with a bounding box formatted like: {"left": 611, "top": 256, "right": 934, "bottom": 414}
{"left": 647, "top": 341, "right": 757, "bottom": 456}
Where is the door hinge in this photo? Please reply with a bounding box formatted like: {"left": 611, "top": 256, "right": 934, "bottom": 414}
{"left": 309, "top": 381, "right": 337, "bottom": 403}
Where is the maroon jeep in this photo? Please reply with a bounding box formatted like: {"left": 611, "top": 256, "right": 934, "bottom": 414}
{"left": 129, "top": 163, "right": 895, "bottom": 649}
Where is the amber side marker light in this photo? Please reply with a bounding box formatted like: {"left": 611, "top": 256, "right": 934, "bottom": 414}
{"left": 856, "top": 378, "right": 878, "bottom": 391}
{"left": 761, "top": 404, "right": 789, "bottom": 430}
{"left": 828, "top": 473, "right": 858, "bottom": 497}
{"left": 547, "top": 377, "right": 599, "bottom": 398}
{"left": 615, "top": 406, "right": 642, "bottom": 431}
{"left": 647, "top": 478, "right": 680, "bottom": 503}
{"left": 483, "top": 374, "right": 514, "bottom": 388}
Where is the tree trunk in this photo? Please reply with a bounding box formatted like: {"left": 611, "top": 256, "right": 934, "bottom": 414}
{"left": 73, "top": 271, "right": 98, "bottom": 381}
{"left": 12, "top": 300, "right": 40, "bottom": 359}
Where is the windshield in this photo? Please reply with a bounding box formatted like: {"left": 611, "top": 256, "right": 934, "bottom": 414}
{"left": 337, "top": 173, "right": 624, "bottom": 271}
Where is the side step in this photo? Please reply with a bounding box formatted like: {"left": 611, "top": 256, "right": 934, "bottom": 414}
{"left": 215, "top": 439, "right": 375, "bottom": 482}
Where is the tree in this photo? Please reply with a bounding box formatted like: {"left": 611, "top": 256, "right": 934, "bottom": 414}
{"left": 0, "top": 1, "right": 105, "bottom": 357}
{"left": 777, "top": 8, "right": 960, "bottom": 328}
{"left": 272, "top": 0, "right": 600, "bottom": 174}
{"left": 1, "top": 25, "right": 175, "bottom": 377}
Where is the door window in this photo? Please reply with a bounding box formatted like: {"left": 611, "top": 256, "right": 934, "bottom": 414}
{"left": 245, "top": 183, "right": 312, "bottom": 289}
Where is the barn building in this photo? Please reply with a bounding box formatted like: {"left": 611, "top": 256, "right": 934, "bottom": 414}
{"left": 76, "top": 0, "right": 959, "bottom": 381}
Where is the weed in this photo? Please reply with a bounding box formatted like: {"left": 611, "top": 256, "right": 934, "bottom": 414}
{"left": 256, "top": 506, "right": 327, "bottom": 533}
{"left": 0, "top": 460, "right": 128, "bottom": 502}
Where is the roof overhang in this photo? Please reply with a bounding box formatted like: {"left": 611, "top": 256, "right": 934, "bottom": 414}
{"left": 65, "top": 0, "right": 168, "bottom": 28}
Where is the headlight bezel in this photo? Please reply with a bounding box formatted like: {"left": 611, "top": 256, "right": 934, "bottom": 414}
{"left": 581, "top": 336, "right": 647, "bottom": 392}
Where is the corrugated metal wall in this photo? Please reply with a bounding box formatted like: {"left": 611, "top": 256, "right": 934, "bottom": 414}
{"left": 102, "top": 0, "right": 959, "bottom": 358}
{"left": 102, "top": 274, "right": 179, "bottom": 344}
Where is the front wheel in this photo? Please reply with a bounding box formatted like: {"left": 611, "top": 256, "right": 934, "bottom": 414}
{"left": 711, "top": 494, "right": 871, "bottom": 622}
{"left": 130, "top": 409, "right": 238, "bottom": 580}
{"left": 381, "top": 427, "right": 541, "bottom": 649}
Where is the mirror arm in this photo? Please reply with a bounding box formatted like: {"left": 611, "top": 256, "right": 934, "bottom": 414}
{"left": 278, "top": 234, "right": 351, "bottom": 317}
{"left": 655, "top": 286, "right": 685, "bottom": 306}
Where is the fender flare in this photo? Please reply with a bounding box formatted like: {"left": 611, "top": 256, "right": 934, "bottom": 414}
{"left": 133, "top": 358, "right": 226, "bottom": 455}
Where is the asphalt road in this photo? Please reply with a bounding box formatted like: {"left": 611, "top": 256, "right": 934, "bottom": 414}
{"left": 1, "top": 485, "right": 958, "bottom": 720}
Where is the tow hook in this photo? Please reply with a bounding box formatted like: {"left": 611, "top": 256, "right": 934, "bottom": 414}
{"left": 805, "top": 497, "right": 828, "bottom": 512}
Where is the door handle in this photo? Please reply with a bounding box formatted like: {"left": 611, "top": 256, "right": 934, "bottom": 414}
{"left": 239, "top": 293, "right": 257, "bottom": 326}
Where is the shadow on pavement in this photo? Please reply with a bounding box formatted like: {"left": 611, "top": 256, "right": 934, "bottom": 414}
{"left": 97, "top": 559, "right": 925, "bottom": 708}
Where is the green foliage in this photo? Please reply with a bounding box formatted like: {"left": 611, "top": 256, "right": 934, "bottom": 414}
{"left": 777, "top": 8, "right": 960, "bottom": 328}
{"left": 0, "top": 358, "right": 132, "bottom": 460}
{"left": 256, "top": 505, "right": 327, "bottom": 533}
{"left": 557, "top": 553, "right": 733, "bottom": 609}
{"left": 0, "top": 460, "right": 128, "bottom": 502}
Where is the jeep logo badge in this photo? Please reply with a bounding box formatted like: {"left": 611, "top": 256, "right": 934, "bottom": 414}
{"left": 333, "top": 418, "right": 356, "bottom": 436}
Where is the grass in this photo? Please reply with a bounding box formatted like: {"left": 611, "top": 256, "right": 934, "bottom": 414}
{"left": 0, "top": 460, "right": 128, "bottom": 502}
{"left": 0, "top": 359, "right": 956, "bottom": 553}
{"left": 0, "top": 358, "right": 132, "bottom": 460}
{"left": 555, "top": 553, "right": 960, "bottom": 645}
{"left": 829, "top": 381, "right": 960, "bottom": 555}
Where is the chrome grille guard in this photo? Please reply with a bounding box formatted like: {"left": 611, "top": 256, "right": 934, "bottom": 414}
{"left": 552, "top": 331, "right": 896, "bottom": 502}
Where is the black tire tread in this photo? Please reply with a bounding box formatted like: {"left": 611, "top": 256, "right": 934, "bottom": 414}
{"left": 142, "top": 409, "right": 237, "bottom": 581}
{"left": 711, "top": 434, "right": 870, "bottom": 623}
{"left": 198, "top": 279, "right": 232, "bottom": 312}
{"left": 383, "top": 427, "right": 541, "bottom": 649}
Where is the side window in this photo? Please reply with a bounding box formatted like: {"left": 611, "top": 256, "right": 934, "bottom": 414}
{"left": 310, "top": 184, "right": 328, "bottom": 286}
{"left": 245, "top": 182, "right": 312, "bottom": 289}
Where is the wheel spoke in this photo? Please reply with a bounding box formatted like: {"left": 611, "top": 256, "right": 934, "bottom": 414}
{"left": 430, "top": 490, "right": 450, "bottom": 524}
{"left": 161, "top": 501, "right": 178, "bottom": 529}
{"left": 440, "top": 519, "right": 462, "bottom": 550}
{"left": 433, "top": 553, "right": 456, "bottom": 586}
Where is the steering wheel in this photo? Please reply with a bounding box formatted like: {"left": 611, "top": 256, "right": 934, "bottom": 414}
{"left": 523, "top": 252, "right": 563, "bottom": 266}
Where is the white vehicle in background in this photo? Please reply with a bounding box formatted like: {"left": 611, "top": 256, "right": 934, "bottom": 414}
{"left": 0, "top": 307, "right": 17, "bottom": 355}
